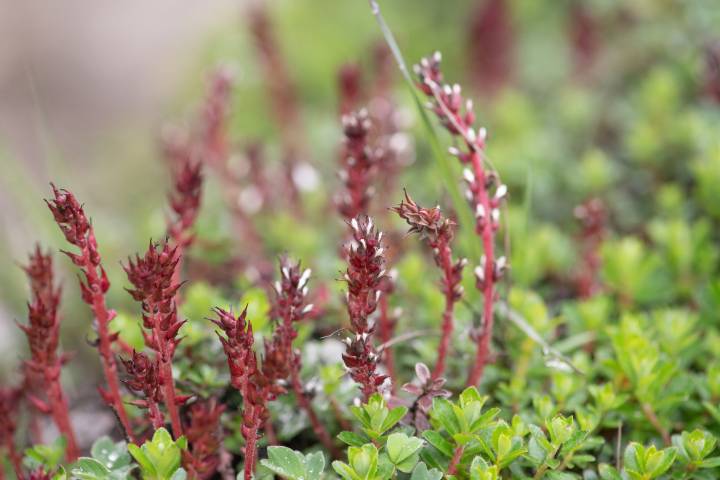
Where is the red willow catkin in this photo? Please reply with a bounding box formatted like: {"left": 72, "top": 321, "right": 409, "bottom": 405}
{"left": 211, "top": 307, "right": 290, "bottom": 480}
{"left": 341, "top": 216, "right": 390, "bottom": 400}
{"left": 337, "top": 109, "right": 380, "bottom": 220}
{"left": 166, "top": 159, "right": 203, "bottom": 289}
{"left": 415, "top": 53, "right": 509, "bottom": 387}
{"left": 273, "top": 258, "right": 340, "bottom": 457}
{"left": 123, "top": 240, "right": 188, "bottom": 438}
{"left": 336, "top": 110, "right": 398, "bottom": 385}
{"left": 392, "top": 193, "right": 466, "bottom": 379}
{"left": 46, "top": 185, "right": 135, "bottom": 441}
{"left": 121, "top": 350, "right": 165, "bottom": 430}
{"left": 18, "top": 247, "right": 79, "bottom": 460}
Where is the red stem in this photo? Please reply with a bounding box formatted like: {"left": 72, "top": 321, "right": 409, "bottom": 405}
{"left": 433, "top": 241, "right": 457, "bottom": 379}
{"left": 157, "top": 341, "right": 182, "bottom": 438}
{"left": 447, "top": 445, "right": 465, "bottom": 475}
{"left": 291, "top": 370, "right": 340, "bottom": 458}
{"left": 6, "top": 441, "right": 23, "bottom": 480}
{"left": 378, "top": 295, "right": 396, "bottom": 390}
{"left": 466, "top": 151, "right": 496, "bottom": 387}
{"left": 243, "top": 426, "right": 258, "bottom": 480}
{"left": 85, "top": 259, "right": 135, "bottom": 442}
{"left": 46, "top": 370, "right": 78, "bottom": 460}
{"left": 148, "top": 401, "right": 164, "bottom": 430}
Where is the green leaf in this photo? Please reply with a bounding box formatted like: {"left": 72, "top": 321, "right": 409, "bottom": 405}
{"left": 261, "top": 446, "right": 306, "bottom": 479}
{"left": 431, "top": 398, "right": 461, "bottom": 436}
{"left": 128, "top": 444, "right": 157, "bottom": 479}
{"left": 348, "top": 444, "right": 379, "bottom": 479}
{"left": 24, "top": 437, "right": 67, "bottom": 471}
{"left": 410, "top": 462, "right": 443, "bottom": 480}
{"left": 380, "top": 406, "right": 409, "bottom": 435}
{"left": 128, "top": 428, "right": 186, "bottom": 480}
{"left": 396, "top": 453, "right": 420, "bottom": 473}
{"left": 387, "top": 433, "right": 424, "bottom": 468}
{"left": 422, "top": 431, "right": 454, "bottom": 458}
{"left": 306, "top": 451, "right": 326, "bottom": 478}
{"left": 598, "top": 463, "right": 622, "bottom": 479}
{"left": 468, "top": 457, "right": 499, "bottom": 480}
{"left": 338, "top": 431, "right": 369, "bottom": 447}
{"left": 647, "top": 446, "right": 676, "bottom": 477}
{"left": 700, "top": 457, "right": 720, "bottom": 468}
{"left": 70, "top": 458, "right": 111, "bottom": 480}
{"left": 90, "top": 436, "right": 131, "bottom": 469}
{"left": 332, "top": 461, "right": 358, "bottom": 480}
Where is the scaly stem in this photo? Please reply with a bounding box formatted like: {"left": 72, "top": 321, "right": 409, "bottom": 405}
{"left": 46, "top": 370, "right": 78, "bottom": 460}
{"left": 467, "top": 151, "right": 496, "bottom": 387}
{"left": 157, "top": 337, "right": 182, "bottom": 438}
{"left": 433, "top": 242, "right": 457, "bottom": 379}
{"left": 447, "top": 445, "right": 465, "bottom": 475}
{"left": 148, "top": 401, "right": 164, "bottom": 430}
{"left": 244, "top": 426, "right": 259, "bottom": 480}
{"left": 86, "top": 259, "right": 135, "bottom": 442}
{"left": 378, "top": 294, "right": 396, "bottom": 388}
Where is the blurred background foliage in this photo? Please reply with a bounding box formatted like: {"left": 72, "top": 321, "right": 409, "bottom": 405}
{"left": 1, "top": 0, "right": 720, "bottom": 442}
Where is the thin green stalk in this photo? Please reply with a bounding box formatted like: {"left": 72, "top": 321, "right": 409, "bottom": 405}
{"left": 367, "top": 0, "right": 480, "bottom": 262}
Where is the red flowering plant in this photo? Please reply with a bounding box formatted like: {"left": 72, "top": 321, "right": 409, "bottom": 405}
{"left": 45, "top": 185, "right": 135, "bottom": 441}
{"left": 392, "top": 192, "right": 466, "bottom": 380}
{"left": 18, "top": 247, "right": 78, "bottom": 461}
{"left": 123, "top": 240, "right": 188, "bottom": 439}
{"left": 3, "top": 3, "right": 720, "bottom": 479}
{"left": 210, "top": 306, "right": 289, "bottom": 480}
{"left": 415, "top": 52, "right": 509, "bottom": 387}
{"left": 341, "top": 216, "right": 390, "bottom": 401}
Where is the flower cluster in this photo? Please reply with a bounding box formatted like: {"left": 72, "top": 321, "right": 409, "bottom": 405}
{"left": 211, "top": 307, "right": 288, "bottom": 480}
{"left": 124, "top": 241, "right": 185, "bottom": 360}
{"left": 273, "top": 257, "right": 314, "bottom": 332}
{"left": 338, "top": 63, "right": 363, "bottom": 115}
{"left": 199, "top": 68, "right": 233, "bottom": 166}
{"left": 124, "top": 240, "right": 187, "bottom": 437}
{"left": 45, "top": 185, "right": 134, "bottom": 440}
{"left": 415, "top": 52, "right": 508, "bottom": 386}
{"left": 20, "top": 246, "right": 62, "bottom": 374}
{"left": 18, "top": 247, "right": 79, "bottom": 461}
{"left": 272, "top": 258, "right": 338, "bottom": 456}
{"left": 337, "top": 110, "right": 380, "bottom": 220}
{"left": 167, "top": 160, "right": 203, "bottom": 251}
{"left": 393, "top": 192, "right": 466, "bottom": 378}
{"left": 183, "top": 399, "right": 226, "bottom": 480}
{"left": 342, "top": 216, "right": 389, "bottom": 399}
{"left": 211, "top": 307, "right": 256, "bottom": 392}
{"left": 121, "top": 350, "right": 164, "bottom": 430}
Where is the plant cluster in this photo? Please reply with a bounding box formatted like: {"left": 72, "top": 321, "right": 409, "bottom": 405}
{"left": 3, "top": 1, "right": 720, "bottom": 480}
